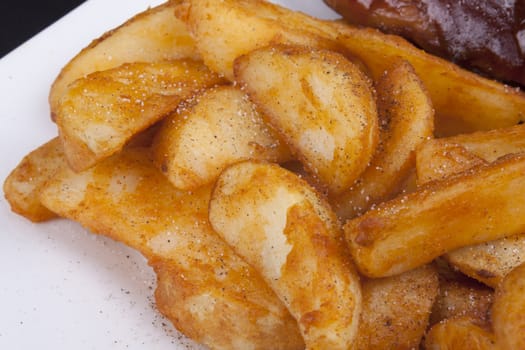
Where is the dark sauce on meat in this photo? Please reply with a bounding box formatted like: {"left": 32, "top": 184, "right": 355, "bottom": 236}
{"left": 324, "top": 0, "right": 525, "bottom": 86}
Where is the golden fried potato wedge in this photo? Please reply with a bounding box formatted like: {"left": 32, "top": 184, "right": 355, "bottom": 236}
{"left": 425, "top": 317, "right": 496, "bottom": 350}
{"left": 55, "top": 60, "right": 224, "bottom": 171}
{"left": 49, "top": 0, "right": 200, "bottom": 119}
{"left": 492, "top": 262, "right": 525, "bottom": 350}
{"left": 356, "top": 265, "right": 438, "bottom": 350}
{"left": 235, "top": 45, "right": 378, "bottom": 195}
{"left": 180, "top": 0, "right": 525, "bottom": 135}
{"left": 38, "top": 148, "right": 303, "bottom": 350}
{"left": 416, "top": 127, "right": 525, "bottom": 287}
{"left": 152, "top": 85, "right": 291, "bottom": 190}
{"left": 177, "top": 0, "right": 346, "bottom": 81}
{"left": 430, "top": 278, "right": 493, "bottom": 327}
{"left": 333, "top": 60, "right": 434, "bottom": 220}
{"left": 209, "top": 161, "right": 362, "bottom": 350}
{"left": 3, "top": 138, "right": 66, "bottom": 222}
{"left": 344, "top": 153, "right": 525, "bottom": 277}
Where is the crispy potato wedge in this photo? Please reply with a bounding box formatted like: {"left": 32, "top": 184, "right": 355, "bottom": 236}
{"left": 430, "top": 278, "right": 493, "bottom": 327}
{"left": 344, "top": 153, "right": 525, "bottom": 277}
{"left": 333, "top": 60, "right": 434, "bottom": 220}
{"left": 180, "top": 0, "right": 525, "bottom": 135}
{"left": 209, "top": 161, "right": 361, "bottom": 350}
{"left": 417, "top": 127, "right": 525, "bottom": 287}
{"left": 55, "top": 60, "right": 224, "bottom": 171}
{"left": 177, "top": 0, "right": 347, "bottom": 81}
{"left": 152, "top": 85, "right": 291, "bottom": 190}
{"left": 38, "top": 148, "right": 303, "bottom": 350}
{"left": 425, "top": 316, "right": 496, "bottom": 350}
{"left": 235, "top": 45, "right": 378, "bottom": 195}
{"left": 49, "top": 0, "right": 200, "bottom": 119}
{"left": 3, "top": 138, "right": 65, "bottom": 222}
{"left": 356, "top": 265, "right": 438, "bottom": 350}
{"left": 492, "top": 262, "right": 525, "bottom": 350}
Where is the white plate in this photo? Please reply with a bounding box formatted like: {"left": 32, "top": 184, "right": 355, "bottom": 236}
{"left": 0, "top": 1, "right": 338, "bottom": 349}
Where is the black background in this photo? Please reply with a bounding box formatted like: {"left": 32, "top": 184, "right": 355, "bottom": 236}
{"left": 1, "top": 1, "right": 86, "bottom": 58}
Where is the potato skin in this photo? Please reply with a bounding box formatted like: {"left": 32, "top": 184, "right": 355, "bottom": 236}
{"left": 356, "top": 265, "right": 439, "bottom": 350}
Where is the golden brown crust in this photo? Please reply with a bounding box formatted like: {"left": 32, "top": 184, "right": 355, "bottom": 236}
{"left": 333, "top": 59, "right": 434, "bottom": 220}
{"left": 49, "top": 0, "right": 200, "bottom": 120}
{"left": 3, "top": 138, "right": 65, "bottom": 222}
{"left": 357, "top": 265, "right": 439, "bottom": 350}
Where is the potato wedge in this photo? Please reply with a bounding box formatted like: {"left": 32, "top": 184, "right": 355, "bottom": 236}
{"left": 356, "top": 265, "right": 438, "bottom": 350}
{"left": 344, "top": 153, "right": 525, "bottom": 277}
{"left": 179, "top": 0, "right": 525, "bottom": 135}
{"left": 235, "top": 45, "right": 378, "bottom": 195}
{"left": 425, "top": 316, "right": 496, "bottom": 350}
{"left": 177, "top": 0, "right": 347, "bottom": 81}
{"left": 152, "top": 85, "right": 291, "bottom": 190}
{"left": 49, "top": 0, "right": 200, "bottom": 119}
{"left": 492, "top": 262, "right": 525, "bottom": 350}
{"left": 38, "top": 148, "right": 303, "bottom": 350}
{"left": 333, "top": 60, "right": 434, "bottom": 220}
{"left": 3, "top": 138, "right": 65, "bottom": 222}
{"left": 416, "top": 126, "right": 525, "bottom": 287}
{"left": 55, "top": 60, "right": 224, "bottom": 171}
{"left": 209, "top": 161, "right": 362, "bottom": 350}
